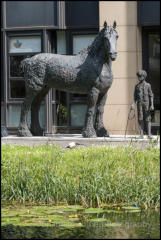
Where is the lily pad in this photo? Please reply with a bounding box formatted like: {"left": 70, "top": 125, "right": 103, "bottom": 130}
{"left": 2, "top": 212, "right": 20, "bottom": 217}
{"left": 62, "top": 208, "right": 78, "bottom": 212}
{"left": 29, "top": 206, "right": 63, "bottom": 214}
{"left": 19, "top": 213, "right": 39, "bottom": 217}
{"left": 125, "top": 210, "right": 141, "bottom": 213}
{"left": 105, "top": 223, "right": 122, "bottom": 227}
{"left": 68, "top": 205, "right": 84, "bottom": 211}
{"left": 2, "top": 217, "right": 20, "bottom": 226}
{"left": 89, "top": 218, "right": 107, "bottom": 223}
{"left": 121, "top": 206, "right": 140, "bottom": 210}
{"left": 68, "top": 218, "right": 80, "bottom": 222}
{"left": 84, "top": 208, "right": 104, "bottom": 214}
{"left": 50, "top": 215, "right": 67, "bottom": 221}
{"left": 105, "top": 210, "right": 123, "bottom": 214}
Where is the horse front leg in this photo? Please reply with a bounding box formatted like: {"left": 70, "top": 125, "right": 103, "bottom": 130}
{"left": 94, "top": 92, "right": 109, "bottom": 137}
{"left": 17, "top": 92, "right": 36, "bottom": 137}
{"left": 82, "top": 87, "right": 99, "bottom": 138}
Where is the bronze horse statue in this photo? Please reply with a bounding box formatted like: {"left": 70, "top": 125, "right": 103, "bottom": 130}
{"left": 18, "top": 21, "right": 119, "bottom": 137}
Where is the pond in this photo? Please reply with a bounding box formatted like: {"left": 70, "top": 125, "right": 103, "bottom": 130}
{"left": 1, "top": 204, "right": 160, "bottom": 239}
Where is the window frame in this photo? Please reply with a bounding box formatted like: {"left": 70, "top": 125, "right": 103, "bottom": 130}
{"left": 7, "top": 32, "right": 43, "bottom": 101}
{"left": 6, "top": 31, "right": 43, "bottom": 129}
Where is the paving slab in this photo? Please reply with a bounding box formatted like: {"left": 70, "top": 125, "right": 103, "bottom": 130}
{"left": 1, "top": 134, "right": 160, "bottom": 149}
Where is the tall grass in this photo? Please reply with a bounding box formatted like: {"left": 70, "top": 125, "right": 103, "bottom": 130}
{"left": 1, "top": 145, "right": 160, "bottom": 208}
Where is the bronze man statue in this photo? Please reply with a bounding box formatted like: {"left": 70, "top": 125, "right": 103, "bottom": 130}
{"left": 131, "top": 70, "right": 154, "bottom": 138}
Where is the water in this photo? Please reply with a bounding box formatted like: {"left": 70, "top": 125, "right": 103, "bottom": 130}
{"left": 1, "top": 204, "right": 160, "bottom": 239}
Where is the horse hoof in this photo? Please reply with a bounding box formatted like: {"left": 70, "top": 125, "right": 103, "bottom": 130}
{"left": 17, "top": 128, "right": 32, "bottom": 137}
{"left": 30, "top": 127, "right": 44, "bottom": 136}
{"left": 82, "top": 129, "right": 97, "bottom": 138}
{"left": 96, "top": 127, "right": 110, "bottom": 137}
{"left": 82, "top": 133, "right": 97, "bottom": 138}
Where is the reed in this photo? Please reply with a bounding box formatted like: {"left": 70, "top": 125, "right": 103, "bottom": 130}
{"left": 1, "top": 144, "right": 160, "bottom": 208}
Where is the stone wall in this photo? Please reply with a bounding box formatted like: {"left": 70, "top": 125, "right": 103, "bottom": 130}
{"left": 99, "top": 1, "right": 142, "bottom": 135}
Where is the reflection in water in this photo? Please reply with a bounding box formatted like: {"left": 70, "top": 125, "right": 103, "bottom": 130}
{"left": 1, "top": 205, "right": 160, "bottom": 239}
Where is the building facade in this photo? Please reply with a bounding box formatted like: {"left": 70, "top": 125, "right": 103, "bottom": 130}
{"left": 1, "top": 1, "right": 160, "bottom": 135}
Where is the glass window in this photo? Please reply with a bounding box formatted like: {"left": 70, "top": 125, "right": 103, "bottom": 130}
{"left": 1, "top": 105, "right": 5, "bottom": 125}
{"left": 7, "top": 34, "right": 45, "bottom": 132}
{"left": 148, "top": 33, "right": 160, "bottom": 124}
{"left": 149, "top": 34, "right": 160, "bottom": 101}
{"left": 70, "top": 104, "right": 87, "bottom": 126}
{"left": 54, "top": 31, "right": 67, "bottom": 128}
{"left": 8, "top": 105, "right": 30, "bottom": 127}
{"left": 38, "top": 104, "right": 46, "bottom": 128}
{"left": 70, "top": 93, "right": 87, "bottom": 101}
{"left": 10, "top": 80, "right": 26, "bottom": 98}
{"left": 10, "top": 56, "right": 25, "bottom": 77}
{"left": 70, "top": 34, "right": 97, "bottom": 127}
{"left": 9, "top": 36, "right": 41, "bottom": 53}
{"left": 154, "top": 110, "right": 160, "bottom": 124}
{"left": 8, "top": 35, "right": 41, "bottom": 100}
{"left": 73, "top": 34, "right": 96, "bottom": 54}
{"left": 7, "top": 104, "right": 45, "bottom": 128}
{"left": 56, "top": 90, "right": 68, "bottom": 126}
{"left": 57, "top": 31, "right": 66, "bottom": 54}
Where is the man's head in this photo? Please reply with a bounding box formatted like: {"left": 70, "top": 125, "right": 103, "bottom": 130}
{"left": 136, "top": 70, "right": 147, "bottom": 82}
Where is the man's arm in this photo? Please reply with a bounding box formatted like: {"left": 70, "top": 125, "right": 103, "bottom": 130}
{"left": 148, "top": 84, "right": 154, "bottom": 111}
{"left": 131, "top": 85, "right": 137, "bottom": 110}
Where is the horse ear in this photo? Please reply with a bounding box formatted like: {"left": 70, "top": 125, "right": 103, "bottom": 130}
{"left": 104, "top": 21, "right": 108, "bottom": 29}
{"left": 113, "top": 21, "right": 117, "bottom": 29}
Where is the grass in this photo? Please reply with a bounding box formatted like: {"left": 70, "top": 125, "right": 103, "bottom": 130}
{"left": 1, "top": 144, "right": 160, "bottom": 208}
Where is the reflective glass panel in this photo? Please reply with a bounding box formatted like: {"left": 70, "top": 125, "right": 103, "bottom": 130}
{"left": 148, "top": 33, "right": 160, "bottom": 123}
{"left": 56, "top": 90, "right": 68, "bottom": 126}
{"left": 39, "top": 105, "right": 46, "bottom": 128}
{"left": 8, "top": 104, "right": 45, "bottom": 128}
{"left": 70, "top": 93, "right": 87, "bottom": 101}
{"left": 1, "top": 105, "right": 5, "bottom": 125}
{"left": 70, "top": 104, "right": 87, "bottom": 126}
{"left": 9, "top": 36, "right": 41, "bottom": 53}
{"left": 10, "top": 55, "right": 26, "bottom": 77}
{"left": 57, "top": 31, "right": 66, "bottom": 54}
{"left": 149, "top": 34, "right": 160, "bottom": 102}
{"left": 8, "top": 105, "right": 30, "bottom": 127}
{"left": 10, "top": 80, "right": 25, "bottom": 98}
{"left": 73, "top": 34, "right": 96, "bottom": 54}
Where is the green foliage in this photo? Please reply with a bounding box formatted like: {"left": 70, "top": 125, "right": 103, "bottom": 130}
{"left": 1, "top": 145, "right": 160, "bottom": 208}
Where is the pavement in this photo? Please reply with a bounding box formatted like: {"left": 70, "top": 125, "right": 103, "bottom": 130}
{"left": 1, "top": 134, "right": 160, "bottom": 149}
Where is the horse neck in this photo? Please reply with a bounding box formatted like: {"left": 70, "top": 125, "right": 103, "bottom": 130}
{"left": 78, "top": 35, "right": 112, "bottom": 69}
{"left": 90, "top": 44, "right": 112, "bottom": 69}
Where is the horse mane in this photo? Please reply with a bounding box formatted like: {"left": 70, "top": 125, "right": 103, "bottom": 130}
{"left": 77, "top": 29, "right": 105, "bottom": 57}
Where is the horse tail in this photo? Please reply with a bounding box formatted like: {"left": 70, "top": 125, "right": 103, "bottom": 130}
{"left": 19, "top": 57, "right": 31, "bottom": 74}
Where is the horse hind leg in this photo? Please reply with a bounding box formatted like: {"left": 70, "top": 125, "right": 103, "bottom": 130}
{"left": 17, "top": 91, "right": 37, "bottom": 137}
{"left": 94, "top": 92, "right": 109, "bottom": 137}
{"left": 30, "top": 85, "right": 50, "bottom": 136}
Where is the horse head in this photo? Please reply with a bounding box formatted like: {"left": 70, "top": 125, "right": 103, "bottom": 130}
{"left": 103, "top": 21, "right": 119, "bottom": 61}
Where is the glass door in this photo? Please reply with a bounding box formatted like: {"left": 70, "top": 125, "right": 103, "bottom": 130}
{"left": 142, "top": 28, "right": 160, "bottom": 134}
{"left": 148, "top": 33, "right": 160, "bottom": 127}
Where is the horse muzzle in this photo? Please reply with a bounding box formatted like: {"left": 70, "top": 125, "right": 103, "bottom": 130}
{"left": 109, "top": 52, "right": 117, "bottom": 61}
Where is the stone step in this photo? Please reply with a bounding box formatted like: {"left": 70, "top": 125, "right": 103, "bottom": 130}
{"left": 1, "top": 135, "right": 160, "bottom": 149}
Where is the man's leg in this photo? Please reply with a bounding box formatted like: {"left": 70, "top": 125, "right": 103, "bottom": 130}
{"left": 145, "top": 109, "right": 152, "bottom": 137}
{"left": 138, "top": 120, "right": 144, "bottom": 138}
{"left": 137, "top": 103, "right": 144, "bottom": 138}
